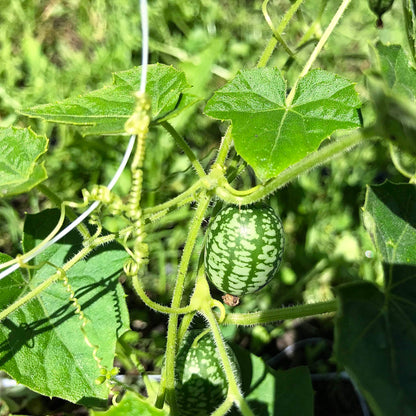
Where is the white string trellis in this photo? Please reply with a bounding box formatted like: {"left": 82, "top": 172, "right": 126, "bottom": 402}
{"left": 0, "top": 0, "right": 149, "bottom": 281}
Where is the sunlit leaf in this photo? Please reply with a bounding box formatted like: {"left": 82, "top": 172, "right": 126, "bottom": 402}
{"left": 0, "top": 210, "right": 130, "bottom": 407}
{"left": 0, "top": 127, "right": 48, "bottom": 197}
{"left": 205, "top": 67, "right": 361, "bottom": 181}
{"left": 20, "top": 64, "right": 199, "bottom": 136}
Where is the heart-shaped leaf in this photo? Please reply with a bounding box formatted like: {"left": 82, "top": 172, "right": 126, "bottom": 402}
{"left": 20, "top": 64, "right": 199, "bottom": 136}
{"left": 205, "top": 67, "right": 361, "bottom": 181}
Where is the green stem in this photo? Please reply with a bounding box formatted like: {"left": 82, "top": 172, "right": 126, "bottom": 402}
{"left": 257, "top": 0, "right": 304, "bottom": 68}
{"left": 156, "top": 192, "right": 210, "bottom": 411}
{"left": 237, "top": 397, "right": 257, "bottom": 416}
{"left": 215, "top": 126, "right": 233, "bottom": 166}
{"left": 161, "top": 121, "right": 206, "bottom": 178}
{"left": 1, "top": 204, "right": 69, "bottom": 271}
{"left": 215, "top": 127, "right": 373, "bottom": 205}
{"left": 286, "top": 0, "right": 352, "bottom": 105}
{"left": 202, "top": 305, "right": 254, "bottom": 416}
{"left": 131, "top": 274, "right": 197, "bottom": 315}
{"left": 221, "top": 299, "right": 337, "bottom": 326}
{"left": 36, "top": 184, "right": 90, "bottom": 240}
{"left": 211, "top": 398, "right": 234, "bottom": 416}
{"left": 177, "top": 311, "right": 196, "bottom": 343}
{"left": 220, "top": 180, "right": 262, "bottom": 197}
{"left": 262, "top": 0, "right": 296, "bottom": 58}
{"left": 0, "top": 233, "right": 116, "bottom": 322}
{"left": 143, "top": 179, "right": 202, "bottom": 219}
{"left": 402, "top": 0, "right": 416, "bottom": 65}
{"left": 257, "top": 36, "right": 278, "bottom": 69}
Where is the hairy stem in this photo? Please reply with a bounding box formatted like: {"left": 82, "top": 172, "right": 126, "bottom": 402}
{"left": 221, "top": 299, "right": 337, "bottom": 326}
{"left": 143, "top": 179, "right": 202, "bottom": 218}
{"left": 215, "top": 126, "right": 233, "bottom": 166}
{"left": 156, "top": 192, "right": 210, "bottom": 411}
{"left": 0, "top": 233, "right": 116, "bottom": 322}
{"left": 203, "top": 305, "right": 254, "bottom": 416}
{"left": 286, "top": 0, "right": 352, "bottom": 105}
{"left": 257, "top": 0, "right": 304, "bottom": 68}
{"left": 162, "top": 121, "right": 206, "bottom": 178}
{"left": 216, "top": 127, "right": 374, "bottom": 205}
{"left": 211, "top": 398, "right": 234, "bottom": 416}
{"left": 131, "top": 274, "right": 197, "bottom": 314}
{"left": 262, "top": 0, "right": 296, "bottom": 58}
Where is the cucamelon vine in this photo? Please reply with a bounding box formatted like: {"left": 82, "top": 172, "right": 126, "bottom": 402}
{"left": 204, "top": 205, "right": 284, "bottom": 297}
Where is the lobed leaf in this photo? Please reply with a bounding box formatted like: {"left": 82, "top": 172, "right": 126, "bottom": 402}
{"left": 0, "top": 210, "right": 130, "bottom": 407}
{"left": 205, "top": 67, "right": 361, "bottom": 181}
{"left": 20, "top": 64, "right": 199, "bottom": 136}
{"left": 368, "top": 43, "right": 416, "bottom": 155}
{"left": 335, "top": 182, "right": 416, "bottom": 416}
{"left": 230, "top": 345, "right": 314, "bottom": 415}
{"left": 0, "top": 127, "right": 48, "bottom": 197}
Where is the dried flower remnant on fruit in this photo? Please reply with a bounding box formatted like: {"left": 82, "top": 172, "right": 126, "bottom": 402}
{"left": 222, "top": 294, "right": 240, "bottom": 306}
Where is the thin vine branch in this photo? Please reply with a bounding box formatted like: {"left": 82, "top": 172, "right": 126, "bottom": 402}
{"left": 156, "top": 192, "right": 210, "bottom": 411}
{"left": 221, "top": 299, "right": 337, "bottom": 326}
{"left": 202, "top": 305, "right": 254, "bottom": 416}
{"left": 257, "top": 0, "right": 304, "bottom": 68}
{"left": 143, "top": 179, "right": 202, "bottom": 219}
{"left": 215, "top": 127, "right": 375, "bottom": 205}
{"left": 0, "top": 233, "right": 116, "bottom": 322}
{"left": 161, "top": 121, "right": 206, "bottom": 178}
{"left": 286, "top": 0, "right": 352, "bottom": 106}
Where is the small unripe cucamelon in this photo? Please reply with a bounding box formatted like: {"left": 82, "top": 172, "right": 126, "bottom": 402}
{"left": 204, "top": 205, "right": 284, "bottom": 297}
{"left": 368, "top": 0, "right": 395, "bottom": 26}
{"left": 368, "top": 0, "right": 395, "bottom": 17}
{"left": 175, "top": 330, "right": 239, "bottom": 416}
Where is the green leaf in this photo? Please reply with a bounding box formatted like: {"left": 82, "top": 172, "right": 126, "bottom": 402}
{"left": 403, "top": 0, "right": 416, "bottom": 59}
{"left": 363, "top": 181, "right": 416, "bottom": 264}
{"left": 90, "top": 390, "right": 169, "bottom": 416}
{"left": 372, "top": 43, "right": 416, "bottom": 101}
{"left": 335, "top": 182, "right": 416, "bottom": 416}
{"left": 230, "top": 345, "right": 314, "bottom": 415}
{"left": 368, "top": 43, "right": 416, "bottom": 155}
{"left": 0, "top": 127, "right": 48, "bottom": 197}
{"left": 204, "top": 67, "right": 361, "bottom": 181}
{"left": 20, "top": 64, "right": 199, "bottom": 136}
{"left": 0, "top": 254, "right": 26, "bottom": 307}
{"left": 0, "top": 210, "right": 130, "bottom": 407}
{"left": 4, "top": 164, "right": 48, "bottom": 197}
{"left": 335, "top": 275, "right": 416, "bottom": 416}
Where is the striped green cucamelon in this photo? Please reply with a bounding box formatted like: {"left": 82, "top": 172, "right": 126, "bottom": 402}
{"left": 368, "top": 0, "right": 395, "bottom": 18}
{"left": 204, "top": 204, "right": 284, "bottom": 296}
{"left": 175, "top": 330, "right": 238, "bottom": 416}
